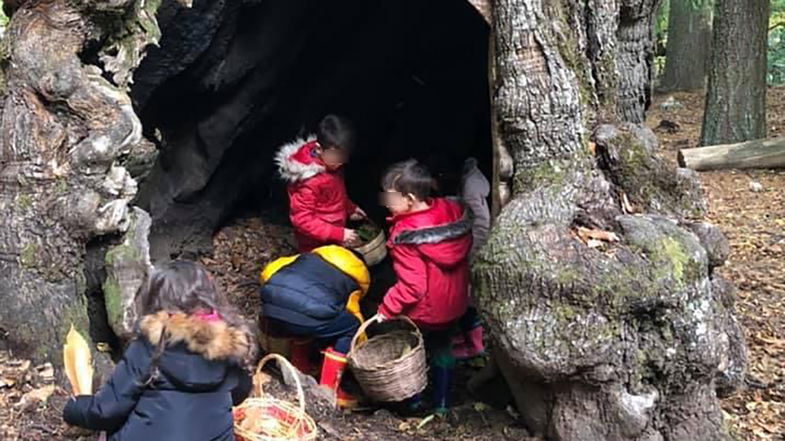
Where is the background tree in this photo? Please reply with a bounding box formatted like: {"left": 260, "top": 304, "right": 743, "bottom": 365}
{"left": 769, "top": 0, "right": 785, "bottom": 85}
{"left": 701, "top": 0, "right": 770, "bottom": 145}
{"left": 476, "top": 1, "right": 745, "bottom": 440}
{"left": 661, "top": 0, "right": 714, "bottom": 91}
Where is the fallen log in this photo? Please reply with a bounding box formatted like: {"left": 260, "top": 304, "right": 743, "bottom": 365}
{"left": 678, "top": 137, "right": 785, "bottom": 171}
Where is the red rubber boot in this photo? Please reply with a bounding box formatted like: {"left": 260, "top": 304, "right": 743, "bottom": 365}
{"left": 289, "top": 338, "right": 316, "bottom": 376}
{"left": 320, "top": 347, "right": 358, "bottom": 409}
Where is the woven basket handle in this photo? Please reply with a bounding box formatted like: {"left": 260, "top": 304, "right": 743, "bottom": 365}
{"left": 255, "top": 353, "right": 306, "bottom": 413}
{"left": 349, "top": 315, "right": 421, "bottom": 354}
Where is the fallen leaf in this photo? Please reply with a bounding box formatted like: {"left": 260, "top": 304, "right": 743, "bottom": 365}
{"left": 620, "top": 192, "right": 637, "bottom": 214}
{"left": 16, "top": 385, "right": 56, "bottom": 411}
{"left": 36, "top": 363, "right": 54, "bottom": 382}
{"left": 755, "top": 333, "right": 785, "bottom": 347}
{"left": 9, "top": 360, "right": 31, "bottom": 372}
{"left": 587, "top": 239, "right": 605, "bottom": 249}
{"left": 416, "top": 414, "right": 435, "bottom": 430}
{"left": 576, "top": 227, "right": 620, "bottom": 244}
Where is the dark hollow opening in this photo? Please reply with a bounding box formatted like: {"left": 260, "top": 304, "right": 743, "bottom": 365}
{"left": 131, "top": 0, "right": 492, "bottom": 261}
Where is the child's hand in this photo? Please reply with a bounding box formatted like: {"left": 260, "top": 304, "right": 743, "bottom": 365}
{"left": 350, "top": 207, "right": 367, "bottom": 221}
{"left": 372, "top": 313, "right": 387, "bottom": 323}
{"left": 343, "top": 228, "right": 360, "bottom": 246}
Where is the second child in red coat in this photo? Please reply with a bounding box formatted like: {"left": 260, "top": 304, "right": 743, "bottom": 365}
{"left": 377, "top": 159, "right": 472, "bottom": 414}
{"left": 276, "top": 115, "right": 366, "bottom": 252}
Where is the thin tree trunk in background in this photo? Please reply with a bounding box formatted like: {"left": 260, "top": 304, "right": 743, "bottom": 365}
{"left": 701, "top": 0, "right": 769, "bottom": 145}
{"left": 661, "top": 0, "right": 713, "bottom": 91}
{"left": 615, "top": 3, "right": 662, "bottom": 123}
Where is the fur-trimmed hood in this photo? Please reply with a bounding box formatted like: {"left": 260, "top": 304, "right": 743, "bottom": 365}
{"left": 275, "top": 136, "right": 325, "bottom": 183}
{"left": 140, "top": 312, "right": 253, "bottom": 362}
{"left": 390, "top": 198, "right": 473, "bottom": 268}
{"left": 63, "top": 312, "right": 254, "bottom": 440}
{"left": 393, "top": 205, "right": 473, "bottom": 245}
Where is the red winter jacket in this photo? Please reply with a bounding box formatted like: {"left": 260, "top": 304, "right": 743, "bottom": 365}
{"left": 276, "top": 138, "right": 357, "bottom": 252}
{"left": 379, "top": 198, "right": 472, "bottom": 329}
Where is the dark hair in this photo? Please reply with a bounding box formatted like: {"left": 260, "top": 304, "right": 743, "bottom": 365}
{"left": 317, "top": 114, "right": 354, "bottom": 151}
{"left": 135, "top": 261, "right": 256, "bottom": 364}
{"left": 381, "top": 159, "right": 438, "bottom": 201}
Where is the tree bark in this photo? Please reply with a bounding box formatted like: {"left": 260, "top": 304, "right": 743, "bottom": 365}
{"left": 477, "top": 1, "right": 746, "bottom": 440}
{"left": 0, "top": 0, "right": 159, "bottom": 363}
{"left": 678, "top": 137, "right": 785, "bottom": 171}
{"left": 615, "top": 0, "right": 662, "bottom": 123}
{"left": 661, "top": 0, "right": 712, "bottom": 91}
{"left": 700, "top": 0, "right": 769, "bottom": 145}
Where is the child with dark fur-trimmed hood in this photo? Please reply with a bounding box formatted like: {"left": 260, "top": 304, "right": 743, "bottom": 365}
{"left": 377, "top": 159, "right": 472, "bottom": 415}
{"left": 63, "top": 261, "right": 256, "bottom": 441}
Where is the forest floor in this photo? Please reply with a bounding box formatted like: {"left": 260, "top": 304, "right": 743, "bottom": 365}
{"left": 0, "top": 88, "right": 784, "bottom": 441}
{"left": 647, "top": 87, "right": 785, "bottom": 441}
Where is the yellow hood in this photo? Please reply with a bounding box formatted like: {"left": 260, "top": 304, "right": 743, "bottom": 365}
{"left": 260, "top": 246, "right": 369, "bottom": 324}
{"left": 311, "top": 245, "right": 370, "bottom": 294}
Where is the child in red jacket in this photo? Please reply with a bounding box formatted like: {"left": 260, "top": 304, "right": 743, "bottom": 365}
{"left": 377, "top": 159, "right": 472, "bottom": 414}
{"left": 276, "top": 115, "right": 366, "bottom": 252}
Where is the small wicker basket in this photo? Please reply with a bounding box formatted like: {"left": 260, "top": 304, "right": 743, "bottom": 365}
{"left": 347, "top": 316, "right": 428, "bottom": 402}
{"left": 233, "top": 354, "right": 317, "bottom": 441}
{"left": 351, "top": 224, "right": 387, "bottom": 266}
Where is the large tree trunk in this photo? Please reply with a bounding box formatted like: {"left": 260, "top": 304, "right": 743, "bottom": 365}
{"left": 0, "top": 0, "right": 159, "bottom": 363}
{"left": 660, "top": 0, "right": 712, "bottom": 91}
{"left": 476, "top": 1, "right": 746, "bottom": 440}
{"left": 700, "top": 0, "right": 769, "bottom": 145}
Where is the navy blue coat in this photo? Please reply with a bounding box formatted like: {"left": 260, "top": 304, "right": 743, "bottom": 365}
{"left": 63, "top": 312, "right": 253, "bottom": 441}
{"left": 260, "top": 253, "right": 359, "bottom": 327}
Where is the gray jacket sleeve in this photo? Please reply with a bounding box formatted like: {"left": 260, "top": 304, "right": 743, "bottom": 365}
{"left": 461, "top": 169, "right": 491, "bottom": 258}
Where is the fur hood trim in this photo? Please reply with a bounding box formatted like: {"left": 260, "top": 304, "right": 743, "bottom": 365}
{"left": 275, "top": 136, "right": 324, "bottom": 183}
{"left": 139, "top": 312, "right": 253, "bottom": 361}
{"left": 393, "top": 205, "right": 474, "bottom": 245}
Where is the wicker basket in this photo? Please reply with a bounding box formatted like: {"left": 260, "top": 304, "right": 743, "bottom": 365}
{"left": 233, "top": 354, "right": 317, "bottom": 441}
{"left": 351, "top": 227, "right": 387, "bottom": 266}
{"left": 347, "top": 316, "right": 428, "bottom": 402}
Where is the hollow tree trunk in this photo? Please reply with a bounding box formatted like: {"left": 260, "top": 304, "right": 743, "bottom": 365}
{"left": 661, "top": 0, "right": 712, "bottom": 91}
{"left": 0, "top": 0, "right": 160, "bottom": 363}
{"left": 700, "top": 0, "right": 769, "bottom": 145}
{"left": 476, "top": 1, "right": 746, "bottom": 440}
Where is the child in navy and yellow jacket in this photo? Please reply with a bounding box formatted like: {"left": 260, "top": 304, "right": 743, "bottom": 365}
{"left": 259, "top": 245, "right": 369, "bottom": 408}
